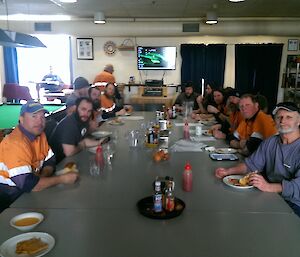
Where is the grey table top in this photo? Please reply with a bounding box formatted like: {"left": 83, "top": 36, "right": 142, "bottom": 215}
{"left": 1, "top": 112, "right": 300, "bottom": 257}
{"left": 1, "top": 208, "right": 300, "bottom": 257}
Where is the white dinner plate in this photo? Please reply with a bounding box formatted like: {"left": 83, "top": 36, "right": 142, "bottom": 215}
{"left": 108, "top": 120, "right": 124, "bottom": 126}
{"left": 0, "top": 232, "right": 55, "bottom": 257}
{"left": 87, "top": 146, "right": 97, "bottom": 154}
{"left": 91, "top": 131, "right": 112, "bottom": 139}
{"left": 215, "top": 148, "right": 237, "bottom": 154}
{"left": 199, "top": 120, "right": 217, "bottom": 126}
{"left": 223, "top": 175, "right": 254, "bottom": 190}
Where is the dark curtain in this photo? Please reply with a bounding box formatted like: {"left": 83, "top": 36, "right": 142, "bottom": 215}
{"left": 181, "top": 44, "right": 226, "bottom": 93}
{"left": 235, "top": 44, "right": 283, "bottom": 112}
{"left": 3, "top": 47, "right": 19, "bottom": 84}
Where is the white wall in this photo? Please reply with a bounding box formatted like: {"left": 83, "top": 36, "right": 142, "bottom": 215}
{"left": 1, "top": 19, "right": 300, "bottom": 103}
{"left": 71, "top": 35, "right": 300, "bottom": 102}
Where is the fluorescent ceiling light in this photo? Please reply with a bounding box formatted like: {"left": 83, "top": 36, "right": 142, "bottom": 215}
{"left": 206, "top": 12, "right": 218, "bottom": 25}
{"left": 229, "top": 0, "right": 245, "bottom": 2}
{"left": 60, "top": 0, "right": 77, "bottom": 3}
{"left": 0, "top": 14, "right": 72, "bottom": 21}
{"left": 94, "top": 12, "right": 106, "bottom": 24}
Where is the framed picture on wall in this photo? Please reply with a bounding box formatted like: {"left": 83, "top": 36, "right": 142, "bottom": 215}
{"left": 76, "top": 38, "right": 94, "bottom": 60}
{"left": 287, "top": 39, "right": 299, "bottom": 51}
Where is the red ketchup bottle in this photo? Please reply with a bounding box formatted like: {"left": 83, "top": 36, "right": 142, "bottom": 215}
{"left": 95, "top": 145, "right": 105, "bottom": 169}
{"left": 182, "top": 162, "right": 193, "bottom": 192}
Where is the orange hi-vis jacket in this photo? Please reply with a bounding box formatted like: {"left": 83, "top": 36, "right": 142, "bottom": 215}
{"left": 234, "top": 110, "right": 277, "bottom": 141}
{"left": 0, "top": 126, "right": 53, "bottom": 192}
{"left": 93, "top": 71, "right": 116, "bottom": 84}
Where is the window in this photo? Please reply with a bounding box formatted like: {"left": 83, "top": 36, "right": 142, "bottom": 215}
{"left": 17, "top": 34, "right": 71, "bottom": 99}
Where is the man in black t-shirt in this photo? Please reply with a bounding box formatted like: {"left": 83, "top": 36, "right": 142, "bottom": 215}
{"left": 49, "top": 97, "right": 104, "bottom": 163}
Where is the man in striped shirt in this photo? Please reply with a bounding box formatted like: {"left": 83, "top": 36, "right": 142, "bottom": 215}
{"left": 0, "top": 101, "right": 78, "bottom": 211}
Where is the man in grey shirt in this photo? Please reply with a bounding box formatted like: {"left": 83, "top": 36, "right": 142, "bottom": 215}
{"left": 174, "top": 82, "right": 199, "bottom": 112}
{"left": 215, "top": 102, "right": 300, "bottom": 216}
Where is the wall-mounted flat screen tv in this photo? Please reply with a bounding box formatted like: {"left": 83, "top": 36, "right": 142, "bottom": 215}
{"left": 137, "top": 46, "right": 176, "bottom": 70}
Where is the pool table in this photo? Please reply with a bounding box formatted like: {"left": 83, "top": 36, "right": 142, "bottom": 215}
{"left": 0, "top": 103, "right": 65, "bottom": 129}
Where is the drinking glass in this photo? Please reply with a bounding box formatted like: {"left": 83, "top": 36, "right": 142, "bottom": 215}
{"left": 89, "top": 157, "right": 100, "bottom": 176}
{"left": 103, "top": 142, "right": 116, "bottom": 165}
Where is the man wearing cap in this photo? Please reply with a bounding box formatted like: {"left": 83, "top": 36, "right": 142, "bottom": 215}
{"left": 215, "top": 102, "right": 300, "bottom": 216}
{"left": 0, "top": 101, "right": 79, "bottom": 211}
{"left": 66, "top": 76, "right": 90, "bottom": 114}
{"left": 50, "top": 97, "right": 105, "bottom": 164}
{"left": 229, "top": 94, "right": 277, "bottom": 156}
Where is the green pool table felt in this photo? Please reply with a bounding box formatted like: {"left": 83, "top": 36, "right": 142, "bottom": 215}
{"left": 0, "top": 104, "right": 64, "bottom": 129}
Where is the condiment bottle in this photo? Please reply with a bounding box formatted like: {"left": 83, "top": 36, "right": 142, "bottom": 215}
{"left": 172, "top": 105, "right": 176, "bottom": 118}
{"left": 183, "top": 120, "right": 190, "bottom": 140}
{"left": 148, "top": 128, "right": 154, "bottom": 144}
{"left": 95, "top": 145, "right": 105, "bottom": 169}
{"left": 183, "top": 162, "right": 193, "bottom": 192}
{"left": 165, "top": 182, "right": 175, "bottom": 212}
{"left": 168, "top": 107, "right": 172, "bottom": 119}
{"left": 153, "top": 181, "right": 163, "bottom": 212}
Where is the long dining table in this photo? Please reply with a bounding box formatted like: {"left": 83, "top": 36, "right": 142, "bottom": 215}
{"left": 1, "top": 112, "right": 300, "bottom": 257}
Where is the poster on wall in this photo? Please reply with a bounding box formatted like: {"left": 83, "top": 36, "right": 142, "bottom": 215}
{"left": 76, "top": 38, "right": 94, "bottom": 60}
{"left": 288, "top": 39, "right": 299, "bottom": 51}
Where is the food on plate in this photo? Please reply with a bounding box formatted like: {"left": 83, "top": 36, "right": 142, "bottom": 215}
{"left": 14, "top": 217, "right": 40, "bottom": 227}
{"left": 153, "top": 150, "right": 169, "bottom": 162}
{"left": 124, "top": 105, "right": 133, "bottom": 113}
{"left": 239, "top": 173, "right": 251, "bottom": 186}
{"left": 63, "top": 162, "right": 78, "bottom": 173}
{"left": 203, "top": 129, "right": 213, "bottom": 136}
{"left": 228, "top": 173, "right": 251, "bottom": 187}
{"left": 16, "top": 237, "right": 48, "bottom": 255}
{"left": 175, "top": 203, "right": 183, "bottom": 211}
{"left": 109, "top": 119, "right": 123, "bottom": 125}
{"left": 228, "top": 178, "right": 240, "bottom": 186}
{"left": 55, "top": 162, "right": 78, "bottom": 176}
{"left": 198, "top": 114, "right": 214, "bottom": 121}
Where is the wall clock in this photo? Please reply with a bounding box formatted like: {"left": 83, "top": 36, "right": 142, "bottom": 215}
{"left": 104, "top": 41, "right": 117, "bottom": 56}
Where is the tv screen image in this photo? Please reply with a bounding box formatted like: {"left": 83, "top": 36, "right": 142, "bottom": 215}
{"left": 137, "top": 46, "right": 176, "bottom": 70}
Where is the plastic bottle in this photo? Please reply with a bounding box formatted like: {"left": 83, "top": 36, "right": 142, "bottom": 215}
{"left": 165, "top": 182, "right": 175, "bottom": 212}
{"left": 147, "top": 128, "right": 154, "bottom": 144}
{"left": 183, "top": 120, "right": 190, "bottom": 140}
{"left": 95, "top": 145, "right": 105, "bottom": 170}
{"left": 172, "top": 105, "right": 176, "bottom": 118}
{"left": 153, "top": 181, "right": 163, "bottom": 213}
{"left": 183, "top": 162, "right": 193, "bottom": 192}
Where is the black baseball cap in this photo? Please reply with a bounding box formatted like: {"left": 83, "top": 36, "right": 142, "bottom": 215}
{"left": 272, "top": 102, "right": 300, "bottom": 115}
{"left": 227, "top": 89, "right": 240, "bottom": 98}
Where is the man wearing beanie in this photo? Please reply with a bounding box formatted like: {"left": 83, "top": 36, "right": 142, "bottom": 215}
{"left": 66, "top": 77, "right": 90, "bottom": 114}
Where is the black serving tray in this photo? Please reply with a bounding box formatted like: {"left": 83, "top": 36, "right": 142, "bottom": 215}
{"left": 137, "top": 196, "right": 185, "bottom": 220}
